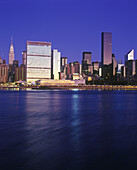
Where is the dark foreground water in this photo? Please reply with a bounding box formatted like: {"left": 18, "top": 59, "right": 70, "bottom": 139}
{"left": 1, "top": 90, "right": 137, "bottom": 170}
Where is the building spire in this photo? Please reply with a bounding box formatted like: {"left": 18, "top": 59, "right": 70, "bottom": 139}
{"left": 9, "top": 37, "right": 15, "bottom": 65}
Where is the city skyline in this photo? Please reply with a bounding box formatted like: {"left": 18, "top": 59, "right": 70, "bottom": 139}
{"left": 0, "top": 0, "right": 136, "bottom": 64}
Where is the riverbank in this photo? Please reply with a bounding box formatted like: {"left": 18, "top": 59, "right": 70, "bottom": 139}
{"left": 1, "top": 85, "right": 137, "bottom": 90}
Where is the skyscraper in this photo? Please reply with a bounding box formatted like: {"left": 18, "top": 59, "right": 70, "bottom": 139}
{"left": 26, "top": 41, "right": 51, "bottom": 83}
{"left": 9, "top": 38, "right": 15, "bottom": 65}
{"left": 101, "top": 32, "right": 112, "bottom": 79}
{"left": 22, "top": 51, "right": 27, "bottom": 65}
{"left": 51, "top": 49, "right": 61, "bottom": 80}
{"left": 101, "top": 32, "right": 112, "bottom": 65}
{"left": 125, "top": 49, "right": 134, "bottom": 62}
{"left": 82, "top": 52, "right": 92, "bottom": 75}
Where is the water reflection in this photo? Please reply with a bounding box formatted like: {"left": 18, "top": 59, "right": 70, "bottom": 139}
{"left": 1, "top": 90, "right": 137, "bottom": 169}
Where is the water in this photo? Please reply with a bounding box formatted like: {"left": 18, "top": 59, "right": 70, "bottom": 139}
{"left": 0, "top": 90, "right": 137, "bottom": 170}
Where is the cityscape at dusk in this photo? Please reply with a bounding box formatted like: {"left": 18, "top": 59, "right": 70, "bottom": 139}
{"left": 1, "top": 1, "right": 137, "bottom": 170}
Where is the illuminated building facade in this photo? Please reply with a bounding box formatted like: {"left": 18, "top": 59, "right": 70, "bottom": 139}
{"left": 22, "top": 51, "right": 27, "bottom": 65}
{"left": 101, "top": 32, "right": 112, "bottom": 65}
{"left": 82, "top": 52, "right": 92, "bottom": 75}
{"left": 0, "top": 58, "right": 8, "bottom": 83}
{"left": 9, "top": 38, "right": 15, "bottom": 65}
{"left": 51, "top": 49, "right": 61, "bottom": 80}
{"left": 125, "top": 49, "right": 134, "bottom": 62}
{"left": 26, "top": 41, "right": 51, "bottom": 83}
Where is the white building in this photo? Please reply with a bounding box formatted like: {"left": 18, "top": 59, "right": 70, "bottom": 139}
{"left": 117, "top": 64, "right": 124, "bottom": 74}
{"left": 125, "top": 49, "right": 134, "bottom": 62}
{"left": 26, "top": 41, "right": 51, "bottom": 83}
{"left": 52, "top": 49, "right": 61, "bottom": 80}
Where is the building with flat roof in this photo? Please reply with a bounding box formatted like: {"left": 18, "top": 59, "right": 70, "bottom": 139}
{"left": 22, "top": 51, "right": 27, "bottom": 65}
{"left": 26, "top": 41, "right": 51, "bottom": 83}
{"left": 82, "top": 52, "right": 92, "bottom": 75}
{"left": 101, "top": 32, "right": 112, "bottom": 65}
{"left": 51, "top": 49, "right": 61, "bottom": 80}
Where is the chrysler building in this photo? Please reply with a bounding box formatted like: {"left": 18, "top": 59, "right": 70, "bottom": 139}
{"left": 9, "top": 38, "right": 15, "bottom": 65}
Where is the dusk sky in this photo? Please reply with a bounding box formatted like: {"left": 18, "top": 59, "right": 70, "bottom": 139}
{"left": 0, "top": 0, "right": 137, "bottom": 65}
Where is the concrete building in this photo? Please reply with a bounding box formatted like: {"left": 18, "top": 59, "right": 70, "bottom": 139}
{"left": 51, "top": 49, "right": 61, "bottom": 80}
{"left": 112, "top": 54, "right": 117, "bottom": 76}
{"left": 73, "top": 61, "right": 80, "bottom": 73}
{"left": 15, "top": 64, "right": 26, "bottom": 81}
{"left": 26, "top": 41, "right": 51, "bottom": 83}
{"left": 22, "top": 51, "right": 27, "bottom": 65}
{"left": 125, "top": 49, "right": 134, "bottom": 62}
{"left": 125, "top": 60, "right": 135, "bottom": 79}
{"left": 92, "top": 61, "right": 99, "bottom": 75}
{"left": 0, "top": 57, "right": 2, "bottom": 64}
{"left": 9, "top": 38, "right": 15, "bottom": 65}
{"left": 0, "top": 59, "right": 8, "bottom": 83}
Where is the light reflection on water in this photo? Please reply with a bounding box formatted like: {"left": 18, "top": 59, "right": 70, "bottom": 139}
{"left": 1, "top": 90, "right": 137, "bottom": 169}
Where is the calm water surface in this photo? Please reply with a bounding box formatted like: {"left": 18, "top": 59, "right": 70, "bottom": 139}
{"left": 0, "top": 90, "right": 137, "bottom": 170}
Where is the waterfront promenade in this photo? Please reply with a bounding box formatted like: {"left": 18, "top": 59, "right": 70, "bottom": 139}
{"left": 1, "top": 84, "right": 137, "bottom": 90}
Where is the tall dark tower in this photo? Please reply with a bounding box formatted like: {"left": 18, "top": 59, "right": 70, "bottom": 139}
{"left": 101, "top": 32, "right": 112, "bottom": 65}
{"left": 82, "top": 52, "right": 92, "bottom": 75}
{"left": 9, "top": 37, "right": 15, "bottom": 65}
{"left": 101, "top": 32, "right": 113, "bottom": 79}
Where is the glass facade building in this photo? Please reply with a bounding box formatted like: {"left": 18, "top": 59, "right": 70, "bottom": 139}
{"left": 101, "top": 32, "right": 112, "bottom": 65}
{"left": 26, "top": 41, "right": 51, "bottom": 83}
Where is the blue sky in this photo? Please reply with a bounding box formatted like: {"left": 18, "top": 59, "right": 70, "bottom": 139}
{"left": 0, "top": 0, "right": 137, "bottom": 65}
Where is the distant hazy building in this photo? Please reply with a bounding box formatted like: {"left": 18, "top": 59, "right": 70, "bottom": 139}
{"left": 125, "top": 60, "right": 135, "bottom": 79}
{"left": 92, "top": 61, "right": 99, "bottom": 75}
{"left": 117, "top": 64, "right": 124, "bottom": 74}
{"left": 82, "top": 52, "right": 92, "bottom": 75}
{"left": 0, "top": 58, "right": 8, "bottom": 83}
{"left": 61, "top": 57, "right": 67, "bottom": 67}
{"left": 73, "top": 61, "right": 80, "bottom": 73}
{"left": 69, "top": 62, "right": 75, "bottom": 75}
{"left": 125, "top": 49, "right": 134, "bottom": 62}
{"left": 9, "top": 38, "right": 15, "bottom": 65}
{"left": 15, "top": 64, "right": 26, "bottom": 81}
{"left": 26, "top": 41, "right": 51, "bottom": 83}
{"left": 121, "top": 66, "right": 126, "bottom": 78}
{"left": 101, "top": 32, "right": 112, "bottom": 65}
{"left": 51, "top": 49, "right": 61, "bottom": 80}
{"left": 112, "top": 54, "right": 117, "bottom": 76}
{"left": 0, "top": 57, "right": 2, "bottom": 64}
{"left": 22, "top": 51, "right": 26, "bottom": 65}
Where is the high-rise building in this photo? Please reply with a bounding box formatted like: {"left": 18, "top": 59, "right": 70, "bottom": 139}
{"left": 125, "top": 60, "right": 135, "bottom": 79}
{"left": 82, "top": 52, "right": 92, "bottom": 75}
{"left": 92, "top": 61, "right": 99, "bottom": 75}
{"left": 0, "top": 57, "right": 2, "bottom": 64}
{"left": 26, "top": 41, "right": 51, "bottom": 83}
{"left": 101, "top": 32, "right": 112, "bottom": 65}
{"left": 22, "top": 51, "right": 27, "bottom": 65}
{"left": 0, "top": 58, "right": 9, "bottom": 83}
{"left": 101, "top": 32, "right": 112, "bottom": 79}
{"left": 15, "top": 64, "right": 26, "bottom": 82}
{"left": 51, "top": 49, "right": 61, "bottom": 80}
{"left": 61, "top": 57, "right": 67, "bottom": 67}
{"left": 69, "top": 62, "right": 75, "bottom": 75}
{"left": 125, "top": 49, "right": 134, "bottom": 62}
{"left": 73, "top": 61, "right": 80, "bottom": 73}
{"left": 112, "top": 54, "right": 117, "bottom": 76}
{"left": 9, "top": 38, "right": 15, "bottom": 65}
